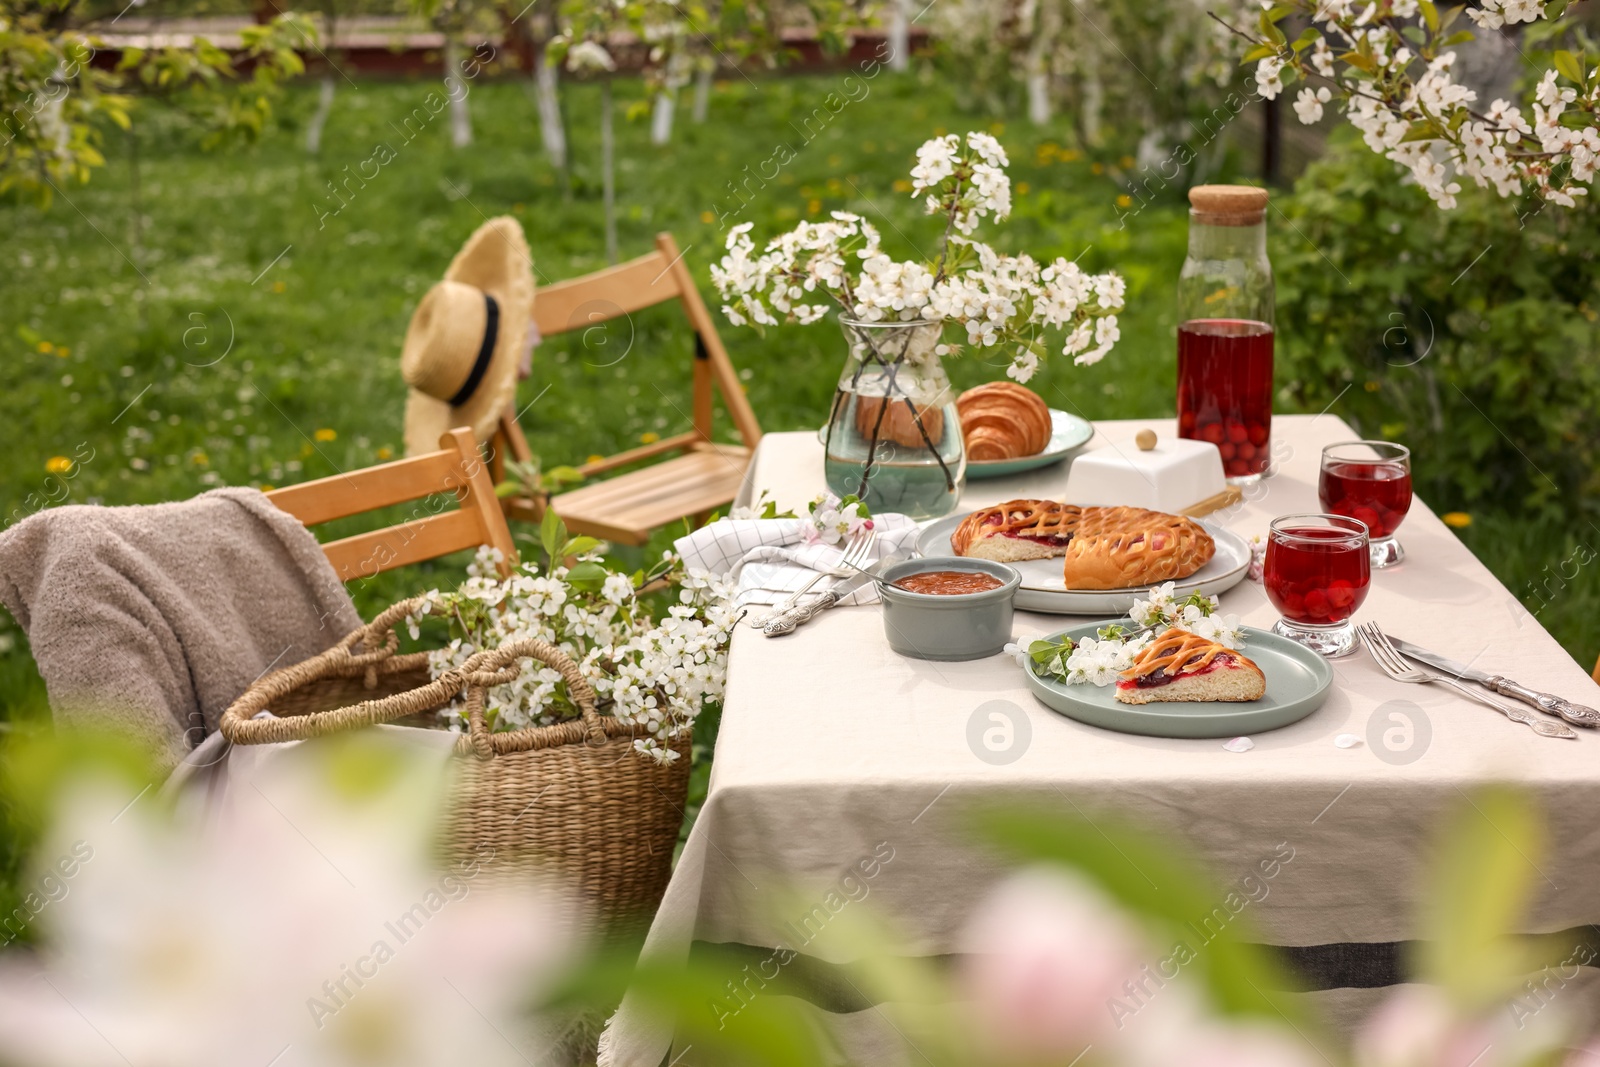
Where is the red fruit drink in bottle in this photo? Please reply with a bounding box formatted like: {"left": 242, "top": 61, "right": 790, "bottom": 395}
{"left": 1177, "top": 318, "right": 1273, "bottom": 480}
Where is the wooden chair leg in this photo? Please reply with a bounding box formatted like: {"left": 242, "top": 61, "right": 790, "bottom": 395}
{"left": 1592, "top": 650, "right": 1599, "bottom": 685}
{"left": 442, "top": 427, "right": 519, "bottom": 578}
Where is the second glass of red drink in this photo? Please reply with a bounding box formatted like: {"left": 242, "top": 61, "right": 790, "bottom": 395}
{"left": 1263, "top": 514, "right": 1372, "bottom": 658}
{"left": 1318, "top": 441, "right": 1412, "bottom": 569}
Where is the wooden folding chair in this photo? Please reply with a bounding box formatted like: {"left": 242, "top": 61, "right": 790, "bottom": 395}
{"left": 492, "top": 232, "right": 762, "bottom": 546}
{"left": 268, "top": 427, "right": 517, "bottom": 582}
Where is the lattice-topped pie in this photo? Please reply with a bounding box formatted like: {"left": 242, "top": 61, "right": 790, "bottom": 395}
{"left": 1114, "top": 629, "right": 1265, "bottom": 705}
{"left": 951, "top": 499, "right": 1077, "bottom": 563}
{"left": 951, "top": 500, "right": 1215, "bottom": 590}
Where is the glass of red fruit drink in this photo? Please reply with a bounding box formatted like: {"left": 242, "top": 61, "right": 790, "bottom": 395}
{"left": 1177, "top": 185, "right": 1274, "bottom": 485}
{"left": 1264, "top": 514, "right": 1371, "bottom": 659}
{"left": 1318, "top": 441, "right": 1412, "bottom": 569}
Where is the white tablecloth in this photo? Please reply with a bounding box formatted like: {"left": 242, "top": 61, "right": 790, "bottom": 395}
{"left": 602, "top": 415, "right": 1600, "bottom": 1066}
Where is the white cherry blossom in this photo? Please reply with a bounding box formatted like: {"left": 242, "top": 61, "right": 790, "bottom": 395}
{"left": 710, "top": 130, "right": 1124, "bottom": 384}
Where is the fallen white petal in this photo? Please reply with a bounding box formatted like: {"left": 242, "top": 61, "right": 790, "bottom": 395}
{"left": 1223, "top": 736, "right": 1255, "bottom": 753}
{"left": 1334, "top": 733, "right": 1363, "bottom": 749}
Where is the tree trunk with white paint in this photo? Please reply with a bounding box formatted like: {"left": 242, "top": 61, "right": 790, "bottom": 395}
{"left": 691, "top": 64, "right": 711, "bottom": 123}
{"left": 888, "top": 0, "right": 910, "bottom": 71}
{"left": 649, "top": 52, "right": 691, "bottom": 146}
{"left": 305, "top": 74, "right": 336, "bottom": 154}
{"left": 1025, "top": 0, "right": 1061, "bottom": 126}
{"left": 601, "top": 80, "right": 617, "bottom": 264}
{"left": 650, "top": 87, "right": 676, "bottom": 146}
{"left": 1078, "top": 42, "right": 1103, "bottom": 145}
{"left": 445, "top": 37, "right": 473, "bottom": 148}
{"left": 535, "top": 47, "right": 567, "bottom": 169}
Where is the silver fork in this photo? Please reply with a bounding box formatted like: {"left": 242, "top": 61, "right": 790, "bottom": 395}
{"left": 772, "top": 528, "right": 878, "bottom": 611}
{"left": 1358, "top": 623, "right": 1578, "bottom": 740}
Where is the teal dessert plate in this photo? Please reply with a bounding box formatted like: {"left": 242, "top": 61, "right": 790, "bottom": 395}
{"left": 1024, "top": 622, "right": 1335, "bottom": 739}
{"left": 966, "top": 409, "right": 1094, "bottom": 480}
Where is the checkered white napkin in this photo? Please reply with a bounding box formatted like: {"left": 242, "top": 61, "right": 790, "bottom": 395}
{"left": 673, "top": 514, "right": 923, "bottom": 615}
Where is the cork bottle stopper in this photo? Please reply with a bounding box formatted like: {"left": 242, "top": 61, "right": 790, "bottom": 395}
{"left": 1136, "top": 428, "right": 1158, "bottom": 451}
{"left": 1188, "top": 185, "right": 1269, "bottom": 226}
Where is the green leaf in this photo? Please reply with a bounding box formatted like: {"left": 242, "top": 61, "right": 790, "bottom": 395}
{"left": 539, "top": 508, "right": 566, "bottom": 563}
{"left": 1415, "top": 786, "right": 1544, "bottom": 1010}
{"left": 564, "top": 560, "right": 608, "bottom": 591}
{"left": 1554, "top": 49, "right": 1586, "bottom": 86}
{"left": 544, "top": 464, "right": 585, "bottom": 488}
{"left": 561, "top": 535, "right": 604, "bottom": 558}
{"left": 1339, "top": 49, "right": 1375, "bottom": 73}
{"left": 1420, "top": 0, "right": 1440, "bottom": 34}
{"left": 1257, "top": 9, "right": 1287, "bottom": 47}
{"left": 1400, "top": 120, "right": 1443, "bottom": 142}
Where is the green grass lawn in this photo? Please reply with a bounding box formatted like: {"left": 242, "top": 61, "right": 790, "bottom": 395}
{"left": 2, "top": 66, "right": 1598, "bottom": 956}
{"left": 0, "top": 68, "right": 1594, "bottom": 713}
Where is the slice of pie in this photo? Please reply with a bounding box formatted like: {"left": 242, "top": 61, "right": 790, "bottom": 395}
{"left": 1114, "top": 628, "right": 1265, "bottom": 705}
{"left": 950, "top": 500, "right": 1081, "bottom": 562}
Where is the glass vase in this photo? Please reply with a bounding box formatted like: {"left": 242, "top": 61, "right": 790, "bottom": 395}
{"left": 822, "top": 317, "right": 965, "bottom": 519}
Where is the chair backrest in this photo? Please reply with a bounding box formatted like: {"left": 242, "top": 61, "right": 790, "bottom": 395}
{"left": 268, "top": 427, "right": 517, "bottom": 583}
{"left": 494, "top": 232, "right": 761, "bottom": 480}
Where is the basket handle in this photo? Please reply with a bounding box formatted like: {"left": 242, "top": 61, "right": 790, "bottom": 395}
{"left": 337, "top": 595, "right": 437, "bottom": 664}
{"left": 457, "top": 637, "right": 609, "bottom": 759}
{"left": 220, "top": 620, "right": 611, "bottom": 754}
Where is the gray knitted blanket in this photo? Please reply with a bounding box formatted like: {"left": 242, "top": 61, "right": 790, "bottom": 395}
{"left": 0, "top": 487, "right": 361, "bottom": 771}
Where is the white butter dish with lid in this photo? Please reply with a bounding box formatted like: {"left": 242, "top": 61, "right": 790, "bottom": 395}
{"left": 1063, "top": 429, "right": 1240, "bottom": 517}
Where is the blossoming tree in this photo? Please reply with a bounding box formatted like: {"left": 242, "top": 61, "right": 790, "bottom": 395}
{"left": 0, "top": 3, "right": 307, "bottom": 205}
{"left": 1239, "top": 0, "right": 1600, "bottom": 210}
{"left": 926, "top": 0, "right": 1257, "bottom": 150}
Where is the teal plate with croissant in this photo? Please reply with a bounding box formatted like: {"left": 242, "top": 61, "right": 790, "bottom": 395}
{"left": 965, "top": 409, "right": 1095, "bottom": 480}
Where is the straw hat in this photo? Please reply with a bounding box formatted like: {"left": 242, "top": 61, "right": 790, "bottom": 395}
{"left": 401, "top": 217, "right": 535, "bottom": 456}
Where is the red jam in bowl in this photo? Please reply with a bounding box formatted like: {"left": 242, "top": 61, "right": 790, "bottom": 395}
{"left": 892, "top": 570, "right": 1005, "bottom": 596}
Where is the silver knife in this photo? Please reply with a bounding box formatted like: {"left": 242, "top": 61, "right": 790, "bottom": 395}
{"left": 1390, "top": 637, "right": 1600, "bottom": 729}
{"left": 761, "top": 568, "right": 878, "bottom": 637}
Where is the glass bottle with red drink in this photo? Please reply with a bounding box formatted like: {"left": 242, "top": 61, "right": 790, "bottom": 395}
{"left": 1177, "top": 185, "right": 1274, "bottom": 484}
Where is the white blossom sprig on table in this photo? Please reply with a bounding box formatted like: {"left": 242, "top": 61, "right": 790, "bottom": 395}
{"left": 420, "top": 512, "right": 736, "bottom": 765}
{"left": 1235, "top": 0, "right": 1600, "bottom": 211}
{"left": 1012, "top": 582, "right": 1247, "bottom": 687}
{"left": 710, "top": 130, "right": 1127, "bottom": 383}
{"left": 803, "top": 491, "right": 873, "bottom": 546}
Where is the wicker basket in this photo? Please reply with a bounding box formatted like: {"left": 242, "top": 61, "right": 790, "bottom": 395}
{"left": 219, "top": 596, "right": 691, "bottom": 946}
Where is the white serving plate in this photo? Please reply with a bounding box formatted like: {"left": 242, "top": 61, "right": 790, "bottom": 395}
{"left": 913, "top": 514, "right": 1252, "bottom": 615}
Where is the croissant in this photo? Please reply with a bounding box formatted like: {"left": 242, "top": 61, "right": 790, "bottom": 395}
{"left": 957, "top": 382, "right": 1052, "bottom": 461}
{"left": 854, "top": 395, "right": 945, "bottom": 449}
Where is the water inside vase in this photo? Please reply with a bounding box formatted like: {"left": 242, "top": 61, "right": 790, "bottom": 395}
{"left": 822, "top": 371, "right": 964, "bottom": 519}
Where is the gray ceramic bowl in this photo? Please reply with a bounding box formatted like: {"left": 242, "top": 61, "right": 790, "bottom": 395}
{"left": 877, "top": 557, "right": 1021, "bottom": 661}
